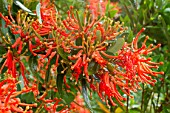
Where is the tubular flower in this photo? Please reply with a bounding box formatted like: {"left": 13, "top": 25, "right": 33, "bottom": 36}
{"left": 113, "top": 28, "right": 164, "bottom": 89}
{"left": 62, "top": 6, "right": 126, "bottom": 82}
{"left": 32, "top": 0, "right": 58, "bottom": 36}
{"left": 97, "top": 72, "right": 126, "bottom": 106}
{"left": 0, "top": 79, "right": 37, "bottom": 113}
{"left": 0, "top": 48, "right": 29, "bottom": 86}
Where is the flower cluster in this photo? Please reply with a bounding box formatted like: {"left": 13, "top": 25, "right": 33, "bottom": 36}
{"left": 0, "top": 78, "right": 37, "bottom": 113}
{"left": 88, "top": 0, "right": 120, "bottom": 18}
{"left": 0, "top": 0, "right": 164, "bottom": 112}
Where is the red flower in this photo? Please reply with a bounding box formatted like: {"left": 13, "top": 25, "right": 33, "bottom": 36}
{"left": 113, "top": 28, "right": 164, "bottom": 89}
{"left": 92, "top": 51, "right": 107, "bottom": 67}
{"left": 32, "top": 0, "right": 58, "bottom": 36}
{"left": 0, "top": 79, "right": 37, "bottom": 113}
{"left": 88, "top": 0, "right": 120, "bottom": 18}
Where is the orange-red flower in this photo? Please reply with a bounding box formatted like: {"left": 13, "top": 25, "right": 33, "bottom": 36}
{"left": 0, "top": 79, "right": 37, "bottom": 113}
{"left": 113, "top": 28, "right": 164, "bottom": 89}
{"left": 32, "top": 0, "right": 58, "bottom": 36}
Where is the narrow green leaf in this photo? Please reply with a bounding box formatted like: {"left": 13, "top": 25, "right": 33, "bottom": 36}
{"left": 14, "top": 0, "right": 35, "bottom": 15}
{"left": 31, "top": 27, "right": 43, "bottom": 41}
{"left": 88, "top": 61, "right": 100, "bottom": 75}
{"left": 96, "top": 30, "right": 101, "bottom": 43}
{"left": 76, "top": 10, "right": 83, "bottom": 31}
{"left": 92, "top": 74, "right": 100, "bottom": 82}
{"left": 7, "top": 0, "right": 13, "bottom": 6}
{"left": 65, "top": 69, "right": 72, "bottom": 77}
{"left": 57, "top": 74, "right": 64, "bottom": 96}
{"left": 56, "top": 65, "right": 65, "bottom": 97}
{"left": 108, "top": 10, "right": 117, "bottom": 18}
{"left": 19, "top": 74, "right": 25, "bottom": 89}
{"left": 57, "top": 47, "right": 69, "bottom": 60}
{"left": 75, "top": 37, "right": 82, "bottom": 46}
{"left": 21, "top": 92, "right": 35, "bottom": 103}
{"left": 62, "top": 91, "right": 75, "bottom": 105}
{"left": 1, "top": 19, "right": 9, "bottom": 35}
{"left": 107, "top": 63, "right": 115, "bottom": 74}
{"left": 36, "top": 3, "right": 42, "bottom": 24}
{"left": 129, "top": 108, "right": 141, "bottom": 113}
{"left": 0, "top": 45, "right": 6, "bottom": 56}
{"left": 123, "top": 3, "right": 134, "bottom": 27}
{"left": 45, "top": 65, "right": 51, "bottom": 87}
{"left": 158, "top": 15, "right": 170, "bottom": 49}
{"left": 107, "top": 38, "right": 125, "bottom": 54}
{"left": 82, "top": 79, "right": 93, "bottom": 112}
{"left": 29, "top": 55, "right": 44, "bottom": 83}
{"left": 29, "top": 55, "right": 38, "bottom": 72}
{"left": 165, "top": 63, "right": 170, "bottom": 75}
{"left": 0, "top": 0, "right": 6, "bottom": 13}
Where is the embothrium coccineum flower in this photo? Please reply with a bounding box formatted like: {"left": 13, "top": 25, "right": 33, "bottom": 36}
{"left": 113, "top": 28, "right": 164, "bottom": 90}
{"left": 32, "top": 0, "right": 58, "bottom": 36}
{"left": 0, "top": 79, "right": 37, "bottom": 113}
{"left": 90, "top": 28, "right": 164, "bottom": 106}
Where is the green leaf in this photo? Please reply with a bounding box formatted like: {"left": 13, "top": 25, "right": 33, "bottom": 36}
{"left": 82, "top": 78, "right": 93, "bottom": 112}
{"left": 56, "top": 65, "right": 65, "bottom": 97}
{"left": 0, "top": 0, "right": 7, "bottom": 13}
{"left": 165, "top": 63, "right": 170, "bottom": 75}
{"left": 1, "top": 19, "right": 9, "bottom": 35}
{"left": 14, "top": 0, "right": 35, "bottom": 15}
{"left": 158, "top": 15, "right": 170, "bottom": 49}
{"left": 88, "top": 61, "right": 100, "bottom": 75}
{"left": 57, "top": 47, "right": 69, "bottom": 60}
{"left": 7, "top": 0, "right": 13, "bottom": 6}
{"left": 76, "top": 37, "right": 82, "bottom": 46}
{"left": 107, "top": 38, "right": 125, "bottom": 54}
{"left": 92, "top": 74, "right": 100, "bottom": 82}
{"left": 18, "top": 74, "right": 25, "bottom": 90}
{"left": 36, "top": 3, "right": 42, "bottom": 24}
{"left": 129, "top": 108, "right": 141, "bottom": 113}
{"left": 45, "top": 64, "right": 51, "bottom": 87}
{"left": 164, "top": 8, "right": 170, "bottom": 14}
{"left": 27, "top": 0, "right": 39, "bottom": 11}
{"left": 62, "top": 91, "right": 75, "bottom": 105}
{"left": 127, "top": 28, "right": 133, "bottom": 42}
{"left": 57, "top": 74, "right": 64, "bottom": 96}
{"left": 76, "top": 10, "right": 83, "bottom": 31}
{"left": 96, "top": 30, "right": 101, "bottom": 43}
{"left": 123, "top": 3, "right": 134, "bottom": 27}
{"left": 29, "top": 55, "right": 38, "bottom": 72}
{"left": 29, "top": 55, "right": 44, "bottom": 83}
{"left": 0, "top": 45, "right": 6, "bottom": 56}
{"left": 21, "top": 92, "right": 35, "bottom": 103}
{"left": 107, "top": 63, "right": 114, "bottom": 74}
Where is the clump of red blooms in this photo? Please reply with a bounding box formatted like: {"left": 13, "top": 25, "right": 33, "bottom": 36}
{"left": 0, "top": 78, "right": 37, "bottom": 113}
{"left": 88, "top": 0, "right": 121, "bottom": 18}
{"left": 0, "top": 0, "right": 164, "bottom": 112}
